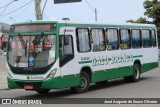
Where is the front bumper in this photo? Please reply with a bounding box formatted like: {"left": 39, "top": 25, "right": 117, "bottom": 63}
{"left": 7, "top": 77, "right": 61, "bottom": 89}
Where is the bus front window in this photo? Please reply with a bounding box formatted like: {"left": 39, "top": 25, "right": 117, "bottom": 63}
{"left": 8, "top": 35, "right": 56, "bottom": 68}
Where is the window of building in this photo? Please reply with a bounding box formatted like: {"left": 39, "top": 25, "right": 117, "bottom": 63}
{"left": 91, "top": 28, "right": 105, "bottom": 51}
{"left": 120, "top": 29, "right": 131, "bottom": 49}
{"left": 106, "top": 29, "right": 119, "bottom": 50}
{"left": 76, "top": 28, "right": 91, "bottom": 52}
{"left": 142, "top": 30, "right": 151, "bottom": 48}
{"left": 151, "top": 30, "right": 157, "bottom": 47}
{"left": 131, "top": 30, "right": 141, "bottom": 48}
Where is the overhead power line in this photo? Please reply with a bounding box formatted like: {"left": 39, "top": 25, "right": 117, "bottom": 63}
{"left": 12, "top": 1, "right": 33, "bottom": 18}
{"left": 44, "top": 13, "right": 49, "bottom": 20}
{"left": 42, "top": 0, "right": 48, "bottom": 15}
{"left": 84, "top": 0, "right": 97, "bottom": 22}
{"left": 0, "top": 0, "right": 33, "bottom": 18}
{"left": 0, "top": 0, "right": 18, "bottom": 9}
{"left": 85, "top": 0, "right": 94, "bottom": 12}
{"left": 0, "top": 4, "right": 10, "bottom": 16}
{"left": 0, "top": 0, "right": 19, "bottom": 16}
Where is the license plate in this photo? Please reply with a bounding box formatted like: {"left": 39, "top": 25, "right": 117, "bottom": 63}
{"left": 24, "top": 85, "right": 33, "bottom": 89}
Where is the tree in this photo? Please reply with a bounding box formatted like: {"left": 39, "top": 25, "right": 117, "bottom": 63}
{"left": 127, "top": 0, "right": 160, "bottom": 47}
{"left": 144, "top": 0, "right": 160, "bottom": 47}
{"left": 143, "top": 0, "right": 160, "bottom": 26}
{"left": 127, "top": 17, "right": 152, "bottom": 24}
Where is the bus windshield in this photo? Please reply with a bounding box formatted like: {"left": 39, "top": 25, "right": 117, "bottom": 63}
{"left": 8, "top": 34, "right": 56, "bottom": 68}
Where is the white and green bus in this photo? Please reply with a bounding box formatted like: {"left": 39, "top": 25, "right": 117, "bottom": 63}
{"left": 6, "top": 20, "right": 159, "bottom": 93}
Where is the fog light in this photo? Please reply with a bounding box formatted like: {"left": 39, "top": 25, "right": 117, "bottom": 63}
{"left": 45, "top": 68, "right": 57, "bottom": 80}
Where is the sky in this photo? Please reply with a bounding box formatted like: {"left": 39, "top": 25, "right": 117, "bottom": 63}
{"left": 0, "top": 0, "right": 150, "bottom": 25}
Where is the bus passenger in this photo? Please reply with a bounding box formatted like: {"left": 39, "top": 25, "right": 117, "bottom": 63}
{"left": 12, "top": 36, "right": 25, "bottom": 66}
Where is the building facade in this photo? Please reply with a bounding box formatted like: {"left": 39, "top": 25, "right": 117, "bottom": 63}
{"left": 0, "top": 22, "right": 10, "bottom": 32}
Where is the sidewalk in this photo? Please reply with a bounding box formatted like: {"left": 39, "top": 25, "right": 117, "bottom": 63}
{"left": 0, "top": 54, "right": 8, "bottom": 90}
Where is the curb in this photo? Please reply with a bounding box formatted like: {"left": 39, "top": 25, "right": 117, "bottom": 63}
{"left": 0, "top": 88, "right": 10, "bottom": 90}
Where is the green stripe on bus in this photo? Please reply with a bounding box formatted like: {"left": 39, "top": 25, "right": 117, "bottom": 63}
{"left": 79, "top": 60, "right": 92, "bottom": 64}
{"left": 79, "top": 55, "right": 143, "bottom": 64}
{"left": 133, "top": 55, "right": 143, "bottom": 58}
{"left": 7, "top": 62, "right": 158, "bottom": 89}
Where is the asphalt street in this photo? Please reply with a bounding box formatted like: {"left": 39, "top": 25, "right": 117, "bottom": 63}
{"left": 0, "top": 67, "right": 160, "bottom": 98}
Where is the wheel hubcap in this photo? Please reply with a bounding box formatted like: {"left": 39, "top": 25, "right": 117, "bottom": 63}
{"left": 135, "top": 67, "right": 140, "bottom": 79}
{"left": 80, "top": 76, "right": 87, "bottom": 88}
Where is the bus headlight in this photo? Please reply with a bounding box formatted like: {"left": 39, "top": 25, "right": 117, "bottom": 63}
{"left": 45, "top": 68, "right": 57, "bottom": 80}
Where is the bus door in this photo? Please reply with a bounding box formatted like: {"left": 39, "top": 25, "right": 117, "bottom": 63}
{"left": 59, "top": 27, "right": 79, "bottom": 87}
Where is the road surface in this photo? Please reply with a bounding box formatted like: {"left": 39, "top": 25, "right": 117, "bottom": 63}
{"left": 0, "top": 67, "right": 160, "bottom": 99}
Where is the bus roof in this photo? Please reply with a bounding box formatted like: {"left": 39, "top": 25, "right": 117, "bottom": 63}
{"left": 11, "top": 20, "right": 156, "bottom": 29}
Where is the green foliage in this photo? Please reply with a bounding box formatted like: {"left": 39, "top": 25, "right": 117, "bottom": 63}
{"left": 144, "top": 0, "right": 160, "bottom": 19}
{"left": 157, "top": 27, "right": 160, "bottom": 47}
{"left": 144, "top": 0, "right": 160, "bottom": 26}
{"left": 127, "top": 0, "right": 160, "bottom": 47}
{"left": 127, "top": 17, "right": 152, "bottom": 24}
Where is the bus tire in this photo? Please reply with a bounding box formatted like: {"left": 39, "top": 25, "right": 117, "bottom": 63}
{"left": 71, "top": 72, "right": 90, "bottom": 93}
{"left": 124, "top": 64, "right": 140, "bottom": 82}
{"left": 35, "top": 89, "right": 50, "bottom": 94}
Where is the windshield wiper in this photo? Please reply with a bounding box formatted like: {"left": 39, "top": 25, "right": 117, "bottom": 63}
{"left": 25, "top": 40, "right": 28, "bottom": 58}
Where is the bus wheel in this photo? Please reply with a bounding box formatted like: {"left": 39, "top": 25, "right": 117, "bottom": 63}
{"left": 124, "top": 64, "right": 140, "bottom": 82}
{"left": 71, "top": 72, "right": 90, "bottom": 93}
{"left": 35, "top": 89, "right": 50, "bottom": 94}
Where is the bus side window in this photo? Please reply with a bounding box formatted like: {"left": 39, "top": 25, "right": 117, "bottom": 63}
{"left": 60, "top": 35, "right": 74, "bottom": 67}
{"left": 142, "top": 30, "right": 152, "bottom": 48}
{"left": 120, "top": 29, "right": 131, "bottom": 49}
{"left": 76, "top": 28, "right": 91, "bottom": 52}
{"left": 106, "top": 29, "right": 119, "bottom": 50}
{"left": 131, "top": 29, "right": 141, "bottom": 48}
{"left": 151, "top": 29, "right": 157, "bottom": 47}
{"left": 91, "top": 28, "right": 105, "bottom": 51}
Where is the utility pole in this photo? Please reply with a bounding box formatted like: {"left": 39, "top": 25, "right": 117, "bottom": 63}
{"left": 95, "top": 8, "right": 97, "bottom": 22}
{"left": 35, "top": 0, "right": 42, "bottom": 20}
{"left": 85, "top": 0, "right": 97, "bottom": 22}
